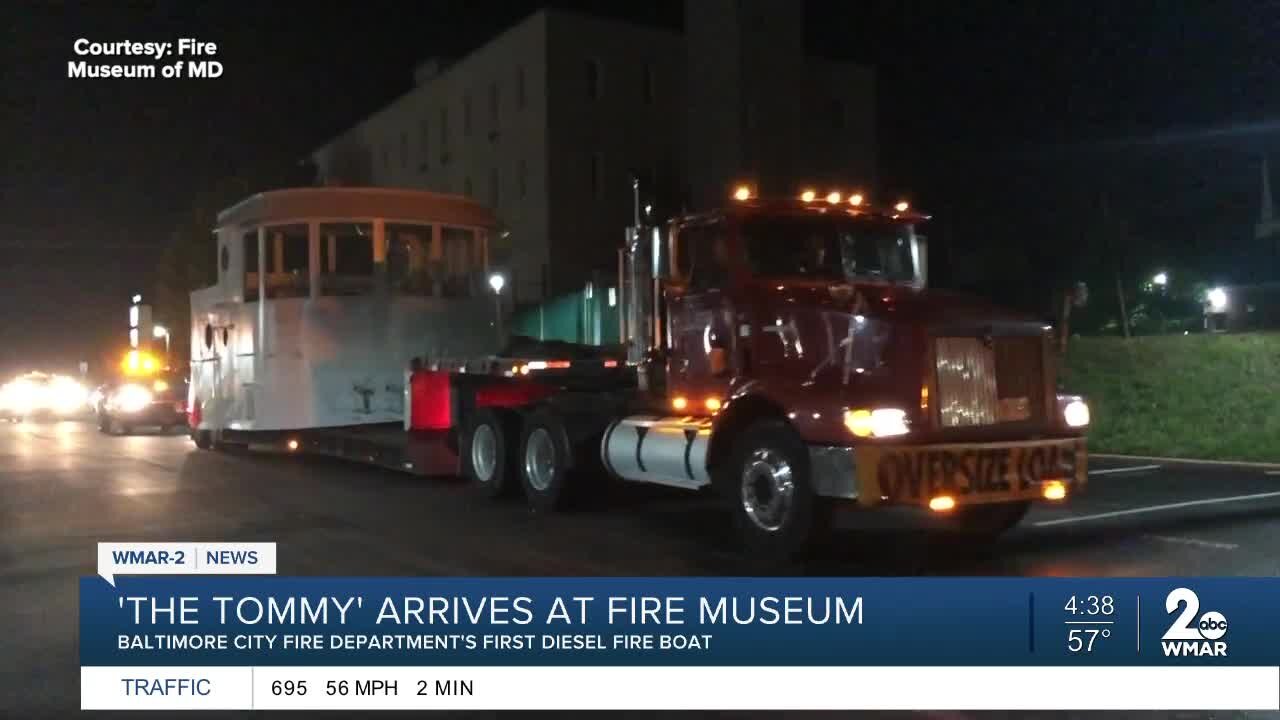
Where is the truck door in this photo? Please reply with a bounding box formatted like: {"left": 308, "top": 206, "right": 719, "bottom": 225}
{"left": 668, "top": 220, "right": 735, "bottom": 408}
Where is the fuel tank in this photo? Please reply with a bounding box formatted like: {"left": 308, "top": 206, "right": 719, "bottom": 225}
{"left": 601, "top": 415, "right": 713, "bottom": 490}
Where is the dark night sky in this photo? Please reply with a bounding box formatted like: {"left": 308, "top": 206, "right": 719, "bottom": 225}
{"left": 2, "top": 0, "right": 1279, "bottom": 372}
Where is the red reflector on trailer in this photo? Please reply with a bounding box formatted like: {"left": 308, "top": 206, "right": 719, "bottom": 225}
{"left": 545, "top": 360, "right": 572, "bottom": 369}
{"left": 409, "top": 371, "right": 452, "bottom": 430}
{"left": 603, "top": 359, "right": 618, "bottom": 368}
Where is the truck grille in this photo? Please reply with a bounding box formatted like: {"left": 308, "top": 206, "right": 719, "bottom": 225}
{"left": 934, "top": 336, "right": 1045, "bottom": 427}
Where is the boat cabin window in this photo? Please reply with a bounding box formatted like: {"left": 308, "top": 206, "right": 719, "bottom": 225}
{"left": 320, "top": 222, "right": 375, "bottom": 296}
{"left": 266, "top": 224, "right": 309, "bottom": 298}
{"left": 441, "top": 226, "right": 480, "bottom": 297}
{"left": 243, "top": 230, "right": 259, "bottom": 302}
{"left": 386, "top": 223, "right": 434, "bottom": 295}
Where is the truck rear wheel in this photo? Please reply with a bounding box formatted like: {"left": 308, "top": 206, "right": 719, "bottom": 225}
{"left": 720, "top": 420, "right": 828, "bottom": 562}
{"left": 461, "top": 408, "right": 517, "bottom": 499}
{"left": 518, "top": 409, "right": 575, "bottom": 513}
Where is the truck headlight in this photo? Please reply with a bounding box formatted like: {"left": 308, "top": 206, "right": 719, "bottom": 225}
{"left": 1063, "top": 399, "right": 1090, "bottom": 428}
{"left": 844, "top": 408, "right": 910, "bottom": 438}
{"left": 112, "top": 384, "right": 153, "bottom": 414}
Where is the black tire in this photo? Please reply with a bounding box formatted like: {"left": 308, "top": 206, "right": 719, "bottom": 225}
{"left": 193, "top": 429, "right": 214, "bottom": 450}
{"left": 718, "top": 419, "right": 829, "bottom": 562}
{"left": 461, "top": 408, "right": 518, "bottom": 500}
{"left": 517, "top": 409, "right": 576, "bottom": 513}
{"left": 945, "top": 501, "right": 1030, "bottom": 540}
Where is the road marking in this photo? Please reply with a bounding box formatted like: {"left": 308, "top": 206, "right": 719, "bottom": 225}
{"left": 1143, "top": 534, "right": 1239, "bottom": 551}
{"left": 1094, "top": 453, "right": 1280, "bottom": 470}
{"left": 1266, "top": 471, "right": 1280, "bottom": 476}
{"left": 1088, "top": 464, "right": 1161, "bottom": 476}
{"left": 1033, "top": 490, "right": 1280, "bottom": 527}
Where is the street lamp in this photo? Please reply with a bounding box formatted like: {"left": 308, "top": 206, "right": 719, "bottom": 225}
{"left": 488, "top": 273, "right": 505, "bottom": 345}
{"left": 153, "top": 324, "right": 170, "bottom": 361}
{"left": 1152, "top": 272, "right": 1168, "bottom": 287}
{"left": 1207, "top": 287, "right": 1228, "bottom": 312}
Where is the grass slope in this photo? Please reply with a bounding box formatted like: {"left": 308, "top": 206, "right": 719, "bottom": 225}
{"left": 1060, "top": 334, "right": 1280, "bottom": 462}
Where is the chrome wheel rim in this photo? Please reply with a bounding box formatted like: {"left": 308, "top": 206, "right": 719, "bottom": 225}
{"left": 740, "top": 448, "right": 795, "bottom": 532}
{"left": 524, "top": 428, "right": 556, "bottom": 492}
{"left": 471, "top": 423, "right": 497, "bottom": 483}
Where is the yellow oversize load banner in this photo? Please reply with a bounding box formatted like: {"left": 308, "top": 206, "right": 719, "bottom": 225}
{"left": 856, "top": 438, "right": 1087, "bottom": 506}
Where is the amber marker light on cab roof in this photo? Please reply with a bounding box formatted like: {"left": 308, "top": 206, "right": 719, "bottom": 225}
{"left": 894, "top": 201, "right": 910, "bottom": 212}
{"left": 733, "top": 185, "right": 752, "bottom": 201}
{"left": 826, "top": 191, "right": 842, "bottom": 204}
{"left": 705, "top": 397, "right": 722, "bottom": 413}
{"left": 672, "top": 396, "right": 688, "bottom": 411}
{"left": 801, "top": 189, "right": 816, "bottom": 203}
{"left": 848, "top": 193, "right": 864, "bottom": 206}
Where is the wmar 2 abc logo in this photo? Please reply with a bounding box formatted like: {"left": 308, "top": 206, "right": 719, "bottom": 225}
{"left": 1161, "top": 587, "right": 1228, "bottom": 657}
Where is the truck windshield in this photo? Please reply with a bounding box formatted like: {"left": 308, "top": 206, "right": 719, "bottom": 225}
{"left": 741, "top": 215, "right": 916, "bottom": 283}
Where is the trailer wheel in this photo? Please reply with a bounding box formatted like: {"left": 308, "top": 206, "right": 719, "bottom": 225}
{"left": 461, "top": 408, "right": 517, "bottom": 499}
{"left": 193, "top": 429, "right": 214, "bottom": 450}
{"left": 721, "top": 419, "right": 828, "bottom": 562}
{"left": 518, "top": 409, "right": 575, "bottom": 513}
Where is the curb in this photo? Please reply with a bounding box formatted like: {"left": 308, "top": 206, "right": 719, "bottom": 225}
{"left": 1094, "top": 453, "right": 1280, "bottom": 471}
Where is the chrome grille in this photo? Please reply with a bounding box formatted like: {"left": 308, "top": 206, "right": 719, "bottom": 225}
{"left": 935, "top": 336, "right": 1045, "bottom": 427}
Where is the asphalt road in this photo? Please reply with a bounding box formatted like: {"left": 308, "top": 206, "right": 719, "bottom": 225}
{"left": 3, "top": 418, "right": 1280, "bottom": 717}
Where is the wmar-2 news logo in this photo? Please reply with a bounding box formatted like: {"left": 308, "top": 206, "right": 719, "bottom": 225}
{"left": 1161, "top": 588, "right": 1228, "bottom": 657}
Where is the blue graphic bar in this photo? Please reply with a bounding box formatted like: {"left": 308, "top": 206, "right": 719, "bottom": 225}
{"left": 81, "top": 577, "right": 1272, "bottom": 666}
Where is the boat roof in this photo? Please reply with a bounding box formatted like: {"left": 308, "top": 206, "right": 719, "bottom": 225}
{"left": 217, "top": 187, "right": 499, "bottom": 230}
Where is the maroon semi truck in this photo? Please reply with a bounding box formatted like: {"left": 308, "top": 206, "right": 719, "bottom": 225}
{"left": 199, "top": 186, "right": 1090, "bottom": 561}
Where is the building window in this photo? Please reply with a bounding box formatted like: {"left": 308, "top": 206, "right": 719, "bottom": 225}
{"left": 488, "top": 82, "right": 499, "bottom": 132}
{"left": 399, "top": 131, "right": 408, "bottom": 169}
{"left": 463, "top": 94, "right": 472, "bottom": 136}
{"left": 419, "top": 118, "right": 429, "bottom": 166}
{"left": 489, "top": 167, "right": 500, "bottom": 208}
{"left": 441, "top": 226, "right": 479, "bottom": 297}
{"left": 319, "top": 222, "right": 374, "bottom": 296}
{"left": 463, "top": 177, "right": 473, "bottom": 197}
{"left": 266, "top": 224, "right": 309, "bottom": 299}
{"left": 590, "top": 152, "right": 603, "bottom": 199}
{"left": 642, "top": 63, "right": 656, "bottom": 104}
{"left": 516, "top": 66, "right": 526, "bottom": 109}
{"left": 439, "top": 107, "right": 449, "bottom": 146}
{"left": 586, "top": 59, "right": 602, "bottom": 100}
{"left": 518, "top": 158, "right": 528, "bottom": 198}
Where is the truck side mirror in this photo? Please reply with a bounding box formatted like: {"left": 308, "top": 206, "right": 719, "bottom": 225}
{"left": 914, "top": 235, "right": 929, "bottom": 288}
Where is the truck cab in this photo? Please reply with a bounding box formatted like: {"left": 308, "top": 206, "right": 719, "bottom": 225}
{"left": 591, "top": 190, "right": 1090, "bottom": 558}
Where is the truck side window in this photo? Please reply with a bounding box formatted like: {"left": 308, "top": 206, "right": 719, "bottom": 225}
{"left": 687, "top": 223, "right": 729, "bottom": 293}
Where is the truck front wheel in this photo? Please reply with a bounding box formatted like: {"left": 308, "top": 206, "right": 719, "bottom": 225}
{"left": 518, "top": 409, "right": 575, "bottom": 513}
{"left": 461, "top": 408, "right": 517, "bottom": 499}
{"left": 721, "top": 420, "right": 828, "bottom": 562}
{"left": 946, "top": 501, "right": 1030, "bottom": 540}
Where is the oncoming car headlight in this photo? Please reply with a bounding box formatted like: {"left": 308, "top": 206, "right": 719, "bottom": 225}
{"left": 112, "top": 384, "right": 153, "bottom": 414}
{"left": 50, "top": 376, "right": 86, "bottom": 414}
{"left": 844, "top": 408, "right": 910, "bottom": 438}
{"left": 1058, "top": 395, "right": 1090, "bottom": 428}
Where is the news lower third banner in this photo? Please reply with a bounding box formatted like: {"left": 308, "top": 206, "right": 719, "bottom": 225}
{"left": 81, "top": 575, "right": 1280, "bottom": 710}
